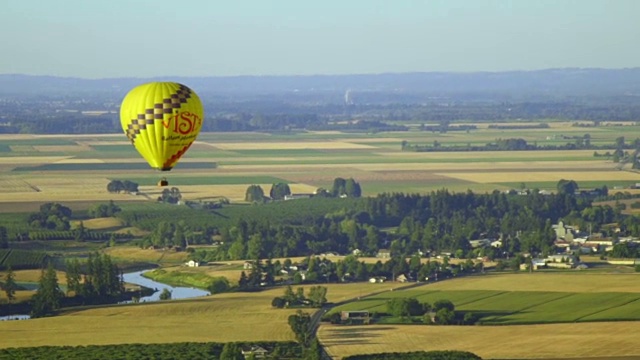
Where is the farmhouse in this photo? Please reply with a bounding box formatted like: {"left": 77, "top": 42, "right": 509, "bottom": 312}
{"left": 469, "top": 238, "right": 491, "bottom": 248}
{"left": 186, "top": 260, "right": 202, "bottom": 267}
{"left": 241, "top": 345, "right": 269, "bottom": 359}
{"left": 376, "top": 249, "right": 391, "bottom": 258}
{"left": 284, "top": 193, "right": 313, "bottom": 200}
{"left": 340, "top": 311, "right": 370, "bottom": 324}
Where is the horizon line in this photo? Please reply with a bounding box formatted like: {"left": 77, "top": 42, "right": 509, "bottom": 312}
{"left": 1, "top": 66, "right": 639, "bottom": 81}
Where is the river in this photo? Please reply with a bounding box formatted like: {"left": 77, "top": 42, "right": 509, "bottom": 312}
{"left": 122, "top": 270, "right": 210, "bottom": 302}
{"left": 0, "top": 269, "right": 211, "bottom": 320}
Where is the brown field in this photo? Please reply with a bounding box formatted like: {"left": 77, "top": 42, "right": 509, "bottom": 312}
{"left": 319, "top": 322, "right": 640, "bottom": 360}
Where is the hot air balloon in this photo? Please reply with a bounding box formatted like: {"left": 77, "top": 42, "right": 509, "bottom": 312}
{"left": 120, "top": 82, "right": 204, "bottom": 186}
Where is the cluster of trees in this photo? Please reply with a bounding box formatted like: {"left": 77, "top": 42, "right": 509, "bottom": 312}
{"left": 158, "top": 187, "right": 182, "bottom": 204}
{"left": 271, "top": 285, "right": 328, "bottom": 309}
{"left": 88, "top": 200, "right": 121, "bottom": 218}
{"left": 245, "top": 177, "right": 361, "bottom": 203}
{"left": 113, "top": 180, "right": 640, "bottom": 266}
{"left": 106, "top": 179, "right": 139, "bottom": 194}
{"left": 287, "top": 310, "right": 322, "bottom": 359}
{"left": 215, "top": 189, "right": 585, "bottom": 261}
{"left": 65, "top": 253, "right": 124, "bottom": 299}
{"left": 28, "top": 203, "right": 72, "bottom": 231}
{"left": 386, "top": 298, "right": 470, "bottom": 325}
{"left": 31, "top": 264, "right": 64, "bottom": 317}
{"left": 0, "top": 341, "right": 303, "bottom": 360}
{"left": 141, "top": 220, "right": 190, "bottom": 249}
{"left": 31, "top": 253, "right": 124, "bottom": 317}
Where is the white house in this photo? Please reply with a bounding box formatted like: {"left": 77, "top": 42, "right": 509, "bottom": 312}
{"left": 186, "top": 260, "right": 201, "bottom": 267}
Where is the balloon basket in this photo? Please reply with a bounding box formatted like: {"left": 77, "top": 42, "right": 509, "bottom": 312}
{"left": 157, "top": 177, "right": 169, "bottom": 187}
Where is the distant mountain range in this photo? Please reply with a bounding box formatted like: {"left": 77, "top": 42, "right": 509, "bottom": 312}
{"left": 2, "top": 68, "right": 640, "bottom": 98}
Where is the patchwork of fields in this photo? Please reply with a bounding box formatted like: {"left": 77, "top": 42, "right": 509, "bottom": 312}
{"left": 1, "top": 125, "right": 639, "bottom": 212}
{"left": 320, "top": 273, "right": 640, "bottom": 359}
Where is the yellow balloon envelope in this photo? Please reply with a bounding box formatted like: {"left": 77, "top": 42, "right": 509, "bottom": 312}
{"left": 120, "top": 82, "right": 204, "bottom": 171}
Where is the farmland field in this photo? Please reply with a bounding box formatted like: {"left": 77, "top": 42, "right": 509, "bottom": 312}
{"left": 0, "top": 282, "right": 409, "bottom": 349}
{"left": 1, "top": 127, "right": 639, "bottom": 212}
{"left": 320, "top": 272, "right": 640, "bottom": 359}
{"left": 0, "top": 126, "right": 640, "bottom": 212}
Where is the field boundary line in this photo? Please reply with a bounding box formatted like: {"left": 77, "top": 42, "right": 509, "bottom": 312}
{"left": 573, "top": 295, "right": 640, "bottom": 322}
{"left": 456, "top": 290, "right": 508, "bottom": 307}
{"left": 489, "top": 291, "right": 575, "bottom": 323}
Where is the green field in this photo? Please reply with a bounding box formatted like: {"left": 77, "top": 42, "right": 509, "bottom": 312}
{"left": 329, "top": 273, "right": 640, "bottom": 325}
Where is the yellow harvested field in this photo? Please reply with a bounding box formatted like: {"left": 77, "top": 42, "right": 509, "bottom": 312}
{"left": 0, "top": 156, "right": 70, "bottom": 164}
{"left": 319, "top": 322, "right": 640, "bottom": 360}
{"left": 0, "top": 292, "right": 298, "bottom": 348}
{"left": 54, "top": 158, "right": 106, "bottom": 164}
{"left": 441, "top": 170, "right": 640, "bottom": 183}
{"left": 1, "top": 269, "right": 68, "bottom": 284}
{"left": 71, "top": 217, "right": 124, "bottom": 230}
{"left": 104, "top": 247, "right": 189, "bottom": 264}
{"left": 426, "top": 273, "right": 640, "bottom": 293}
{"left": 32, "top": 145, "right": 92, "bottom": 152}
{"left": 212, "top": 141, "right": 376, "bottom": 150}
{"left": 0, "top": 178, "right": 38, "bottom": 193}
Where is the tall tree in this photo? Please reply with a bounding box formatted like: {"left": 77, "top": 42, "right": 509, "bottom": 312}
{"left": 269, "top": 182, "right": 291, "bottom": 200}
{"left": 31, "top": 264, "right": 63, "bottom": 318}
{"left": 4, "top": 267, "right": 17, "bottom": 303}
{"left": 288, "top": 310, "right": 312, "bottom": 347}
{"left": 245, "top": 185, "right": 265, "bottom": 203}
{"left": 0, "top": 226, "right": 8, "bottom": 249}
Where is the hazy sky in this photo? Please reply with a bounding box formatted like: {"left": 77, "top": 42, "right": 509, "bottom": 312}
{"left": 1, "top": 0, "right": 638, "bottom": 78}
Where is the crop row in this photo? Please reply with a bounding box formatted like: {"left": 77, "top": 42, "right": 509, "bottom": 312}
{"left": 28, "top": 231, "right": 132, "bottom": 241}
{"left": 0, "top": 249, "right": 48, "bottom": 270}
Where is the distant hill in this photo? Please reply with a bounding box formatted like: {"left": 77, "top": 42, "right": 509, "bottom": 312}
{"left": 2, "top": 68, "right": 640, "bottom": 98}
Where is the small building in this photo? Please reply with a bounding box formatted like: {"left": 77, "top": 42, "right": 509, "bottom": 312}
{"left": 284, "top": 193, "right": 313, "bottom": 201}
{"left": 396, "top": 274, "right": 409, "bottom": 283}
{"left": 241, "top": 345, "right": 269, "bottom": 359}
{"left": 243, "top": 261, "right": 255, "bottom": 270}
{"left": 376, "top": 249, "right": 391, "bottom": 258}
{"left": 369, "top": 276, "right": 386, "bottom": 283}
{"left": 340, "top": 311, "right": 370, "bottom": 324}
{"left": 469, "top": 239, "right": 491, "bottom": 248}
{"left": 186, "top": 260, "right": 201, "bottom": 267}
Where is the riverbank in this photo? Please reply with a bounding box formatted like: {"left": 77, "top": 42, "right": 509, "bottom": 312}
{"left": 141, "top": 267, "right": 221, "bottom": 291}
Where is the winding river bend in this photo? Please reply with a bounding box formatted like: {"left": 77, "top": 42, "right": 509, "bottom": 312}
{"left": 0, "top": 270, "right": 210, "bottom": 320}
{"left": 122, "top": 270, "right": 210, "bottom": 302}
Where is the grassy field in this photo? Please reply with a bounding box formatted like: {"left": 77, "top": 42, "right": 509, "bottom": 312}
{"left": 320, "top": 272, "right": 640, "bottom": 359}
{"left": 0, "top": 127, "right": 638, "bottom": 211}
